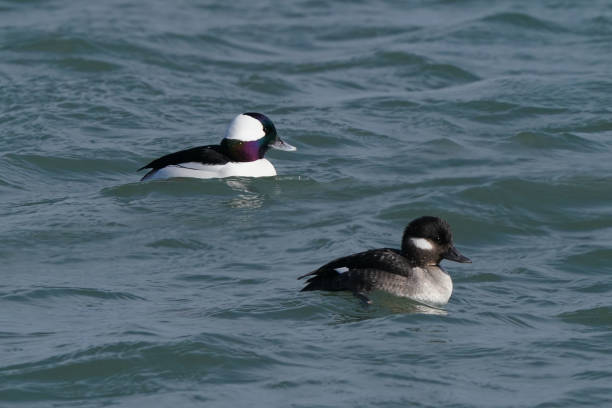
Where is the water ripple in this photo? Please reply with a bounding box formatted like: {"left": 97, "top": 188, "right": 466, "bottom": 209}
{"left": 2, "top": 0, "right": 612, "bottom": 406}
{"left": 559, "top": 307, "right": 612, "bottom": 327}
{"left": 481, "top": 12, "right": 568, "bottom": 33}
{"left": 1, "top": 287, "right": 145, "bottom": 302}
{"left": 0, "top": 336, "right": 283, "bottom": 400}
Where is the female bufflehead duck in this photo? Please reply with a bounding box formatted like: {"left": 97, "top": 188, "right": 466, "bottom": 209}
{"left": 139, "top": 112, "right": 296, "bottom": 181}
{"left": 299, "top": 216, "right": 471, "bottom": 305}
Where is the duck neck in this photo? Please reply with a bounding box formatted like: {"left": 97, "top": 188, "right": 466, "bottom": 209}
{"left": 221, "top": 139, "right": 267, "bottom": 162}
{"left": 401, "top": 245, "right": 439, "bottom": 267}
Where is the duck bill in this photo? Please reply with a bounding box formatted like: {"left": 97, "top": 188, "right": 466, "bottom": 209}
{"left": 443, "top": 245, "right": 471, "bottom": 263}
{"left": 270, "top": 138, "right": 296, "bottom": 151}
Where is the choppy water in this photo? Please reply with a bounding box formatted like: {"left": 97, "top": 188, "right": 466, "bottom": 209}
{"left": 2, "top": 0, "right": 612, "bottom": 406}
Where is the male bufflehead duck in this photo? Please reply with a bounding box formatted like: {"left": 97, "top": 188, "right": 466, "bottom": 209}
{"left": 139, "top": 112, "right": 296, "bottom": 181}
{"left": 298, "top": 216, "right": 471, "bottom": 305}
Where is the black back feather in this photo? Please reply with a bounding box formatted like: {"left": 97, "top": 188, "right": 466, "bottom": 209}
{"left": 138, "top": 145, "right": 229, "bottom": 171}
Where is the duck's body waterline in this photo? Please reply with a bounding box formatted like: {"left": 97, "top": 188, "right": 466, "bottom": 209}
{"left": 141, "top": 159, "right": 277, "bottom": 181}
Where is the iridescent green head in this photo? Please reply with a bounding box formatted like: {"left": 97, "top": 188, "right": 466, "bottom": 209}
{"left": 220, "top": 112, "right": 296, "bottom": 162}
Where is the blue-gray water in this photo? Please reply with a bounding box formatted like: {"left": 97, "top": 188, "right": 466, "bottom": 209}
{"left": 2, "top": 0, "right": 612, "bottom": 407}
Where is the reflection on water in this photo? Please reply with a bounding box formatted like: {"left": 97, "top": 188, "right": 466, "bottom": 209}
{"left": 228, "top": 194, "right": 265, "bottom": 209}
{"left": 222, "top": 177, "right": 298, "bottom": 209}
{"left": 329, "top": 292, "right": 448, "bottom": 324}
{"left": 378, "top": 298, "right": 448, "bottom": 316}
{"left": 225, "top": 180, "right": 251, "bottom": 192}
{"left": 225, "top": 179, "right": 265, "bottom": 209}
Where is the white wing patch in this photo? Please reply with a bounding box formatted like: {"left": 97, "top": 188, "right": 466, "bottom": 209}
{"left": 334, "top": 267, "right": 349, "bottom": 273}
{"left": 224, "top": 114, "right": 265, "bottom": 141}
{"left": 410, "top": 238, "right": 433, "bottom": 250}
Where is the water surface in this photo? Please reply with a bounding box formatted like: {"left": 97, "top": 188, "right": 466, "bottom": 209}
{"left": 2, "top": 1, "right": 612, "bottom": 407}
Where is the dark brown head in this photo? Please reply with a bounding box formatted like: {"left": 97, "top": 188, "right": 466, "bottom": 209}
{"left": 401, "top": 216, "right": 471, "bottom": 267}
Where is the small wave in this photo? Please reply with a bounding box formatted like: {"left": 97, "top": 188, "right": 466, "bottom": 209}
{"left": 572, "top": 282, "right": 612, "bottom": 294}
{"left": 286, "top": 50, "right": 478, "bottom": 85}
{"left": 297, "top": 128, "right": 359, "bottom": 148}
{"left": 448, "top": 99, "right": 567, "bottom": 123}
{"left": 316, "top": 25, "right": 411, "bottom": 42}
{"left": 237, "top": 74, "right": 299, "bottom": 96}
{"left": 571, "top": 119, "right": 612, "bottom": 134}
{"left": 0, "top": 331, "right": 54, "bottom": 339}
{"left": 460, "top": 176, "right": 612, "bottom": 219}
{"left": 564, "top": 248, "right": 612, "bottom": 274}
{"left": 6, "top": 153, "right": 125, "bottom": 176}
{"left": 175, "top": 274, "right": 234, "bottom": 283}
{"left": 4, "top": 32, "right": 98, "bottom": 54}
{"left": 509, "top": 131, "right": 602, "bottom": 152}
{"left": 342, "top": 94, "right": 421, "bottom": 112}
{"left": 0, "top": 174, "right": 25, "bottom": 192}
{"left": 102, "top": 178, "right": 238, "bottom": 199}
{"left": 1, "top": 287, "right": 145, "bottom": 302}
{"left": 558, "top": 307, "right": 612, "bottom": 327}
{"left": 573, "top": 370, "right": 612, "bottom": 380}
{"left": 481, "top": 12, "right": 567, "bottom": 33}
{"left": 150, "top": 32, "right": 276, "bottom": 57}
{"left": 478, "top": 311, "right": 535, "bottom": 328}
{"left": 581, "top": 15, "right": 612, "bottom": 35}
{"left": 419, "top": 137, "right": 464, "bottom": 152}
{"left": 147, "top": 238, "right": 213, "bottom": 251}
{"left": 0, "top": 336, "right": 281, "bottom": 400}
{"left": 424, "top": 62, "right": 480, "bottom": 84}
{"left": 458, "top": 273, "right": 504, "bottom": 283}
{"left": 210, "top": 298, "right": 331, "bottom": 321}
{"left": 52, "top": 57, "right": 121, "bottom": 73}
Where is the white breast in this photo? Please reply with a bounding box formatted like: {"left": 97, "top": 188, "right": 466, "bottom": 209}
{"left": 143, "top": 159, "right": 277, "bottom": 180}
{"left": 411, "top": 267, "right": 453, "bottom": 306}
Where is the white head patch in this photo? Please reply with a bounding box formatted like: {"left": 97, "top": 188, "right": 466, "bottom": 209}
{"left": 224, "top": 114, "right": 265, "bottom": 142}
{"left": 411, "top": 238, "right": 433, "bottom": 250}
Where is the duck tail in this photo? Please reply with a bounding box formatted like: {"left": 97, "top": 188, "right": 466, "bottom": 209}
{"left": 140, "top": 168, "right": 157, "bottom": 181}
{"left": 299, "top": 269, "right": 343, "bottom": 292}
